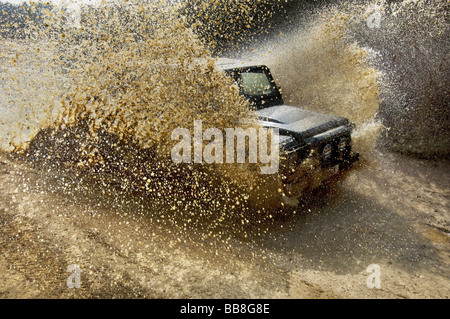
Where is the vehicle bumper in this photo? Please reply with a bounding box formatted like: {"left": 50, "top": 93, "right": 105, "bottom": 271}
{"left": 282, "top": 151, "right": 359, "bottom": 199}
{"left": 245, "top": 152, "right": 359, "bottom": 210}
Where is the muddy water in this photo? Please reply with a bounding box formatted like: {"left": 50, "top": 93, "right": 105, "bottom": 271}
{"left": 0, "top": 0, "right": 448, "bottom": 298}
{"left": 0, "top": 147, "right": 449, "bottom": 298}
{"left": 1, "top": 1, "right": 282, "bottom": 236}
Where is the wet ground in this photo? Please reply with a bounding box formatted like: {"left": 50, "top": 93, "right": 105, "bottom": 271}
{"left": 0, "top": 149, "right": 448, "bottom": 298}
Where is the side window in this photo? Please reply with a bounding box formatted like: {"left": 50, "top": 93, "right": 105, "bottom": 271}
{"left": 240, "top": 72, "right": 275, "bottom": 97}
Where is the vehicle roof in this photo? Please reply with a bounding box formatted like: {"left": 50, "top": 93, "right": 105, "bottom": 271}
{"left": 215, "top": 58, "right": 266, "bottom": 71}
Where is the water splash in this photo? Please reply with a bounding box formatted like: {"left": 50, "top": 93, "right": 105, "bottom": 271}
{"left": 1, "top": 0, "right": 447, "bottom": 242}
{"left": 1, "top": 1, "right": 283, "bottom": 242}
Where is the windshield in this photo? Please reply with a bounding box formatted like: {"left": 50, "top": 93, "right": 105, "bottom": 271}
{"left": 239, "top": 71, "right": 277, "bottom": 97}
{"left": 224, "top": 66, "right": 283, "bottom": 109}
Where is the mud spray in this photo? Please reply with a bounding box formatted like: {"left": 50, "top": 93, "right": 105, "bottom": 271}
{"left": 0, "top": 0, "right": 448, "bottom": 243}
{"left": 245, "top": 10, "right": 383, "bottom": 157}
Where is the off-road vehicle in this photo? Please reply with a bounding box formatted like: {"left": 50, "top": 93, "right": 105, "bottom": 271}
{"left": 217, "top": 58, "right": 359, "bottom": 205}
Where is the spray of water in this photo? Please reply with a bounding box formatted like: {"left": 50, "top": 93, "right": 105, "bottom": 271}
{"left": 354, "top": 0, "right": 449, "bottom": 157}
{"left": 1, "top": 1, "right": 286, "bottom": 241}
{"left": 0, "top": 0, "right": 447, "bottom": 241}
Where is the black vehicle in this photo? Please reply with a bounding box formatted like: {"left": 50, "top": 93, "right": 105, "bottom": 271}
{"left": 217, "top": 58, "right": 359, "bottom": 204}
